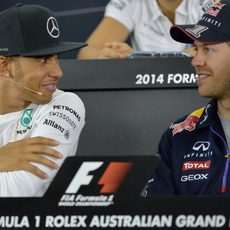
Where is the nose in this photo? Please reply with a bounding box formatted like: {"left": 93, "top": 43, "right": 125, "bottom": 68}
{"left": 191, "top": 49, "right": 205, "bottom": 68}
{"left": 49, "top": 56, "right": 63, "bottom": 79}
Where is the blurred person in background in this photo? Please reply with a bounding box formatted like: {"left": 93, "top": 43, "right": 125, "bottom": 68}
{"left": 78, "top": 0, "right": 210, "bottom": 59}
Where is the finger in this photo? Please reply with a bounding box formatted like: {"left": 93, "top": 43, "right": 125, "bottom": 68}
{"left": 100, "top": 49, "right": 126, "bottom": 59}
{"left": 118, "top": 45, "right": 133, "bottom": 54}
{"left": 22, "top": 163, "right": 49, "bottom": 179}
{"left": 104, "top": 42, "right": 123, "bottom": 49}
{"left": 112, "top": 42, "right": 124, "bottom": 49}
{"left": 106, "top": 41, "right": 130, "bottom": 50}
{"left": 104, "top": 41, "right": 117, "bottom": 48}
{"left": 22, "top": 136, "right": 60, "bottom": 146}
{"left": 25, "top": 154, "right": 60, "bottom": 170}
{"left": 29, "top": 145, "right": 63, "bottom": 159}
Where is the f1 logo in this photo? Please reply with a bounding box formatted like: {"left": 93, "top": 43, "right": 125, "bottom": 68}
{"left": 65, "top": 161, "right": 133, "bottom": 194}
{"left": 65, "top": 162, "right": 103, "bottom": 194}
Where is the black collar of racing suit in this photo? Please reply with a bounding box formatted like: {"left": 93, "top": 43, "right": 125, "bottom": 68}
{"left": 196, "top": 99, "right": 226, "bottom": 138}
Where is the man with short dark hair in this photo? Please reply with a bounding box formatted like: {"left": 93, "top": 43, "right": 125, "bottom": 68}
{"left": 145, "top": 0, "right": 230, "bottom": 195}
{"left": 0, "top": 4, "right": 86, "bottom": 197}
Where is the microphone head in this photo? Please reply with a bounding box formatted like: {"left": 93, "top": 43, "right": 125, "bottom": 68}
{"left": 37, "top": 91, "right": 43, "bottom": 96}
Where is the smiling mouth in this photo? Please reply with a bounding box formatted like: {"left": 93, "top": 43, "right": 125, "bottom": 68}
{"left": 195, "top": 73, "right": 210, "bottom": 81}
{"left": 41, "top": 84, "right": 57, "bottom": 92}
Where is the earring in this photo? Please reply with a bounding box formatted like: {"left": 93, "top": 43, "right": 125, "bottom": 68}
{"left": 5, "top": 72, "right": 10, "bottom": 78}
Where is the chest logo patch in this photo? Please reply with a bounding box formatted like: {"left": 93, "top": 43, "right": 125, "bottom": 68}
{"left": 20, "top": 109, "right": 33, "bottom": 127}
{"left": 171, "top": 107, "right": 204, "bottom": 136}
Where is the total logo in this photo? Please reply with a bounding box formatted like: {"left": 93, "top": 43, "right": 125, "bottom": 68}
{"left": 182, "top": 160, "right": 211, "bottom": 171}
{"left": 58, "top": 161, "right": 133, "bottom": 207}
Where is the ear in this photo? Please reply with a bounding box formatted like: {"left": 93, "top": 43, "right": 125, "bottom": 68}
{"left": 0, "top": 56, "right": 11, "bottom": 79}
{"left": 0, "top": 56, "right": 8, "bottom": 69}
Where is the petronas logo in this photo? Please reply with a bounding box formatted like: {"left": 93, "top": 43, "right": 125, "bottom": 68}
{"left": 20, "top": 109, "right": 33, "bottom": 127}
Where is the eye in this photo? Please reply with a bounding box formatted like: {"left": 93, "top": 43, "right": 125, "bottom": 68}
{"left": 38, "top": 55, "right": 58, "bottom": 64}
{"left": 191, "top": 46, "right": 198, "bottom": 56}
{"left": 203, "top": 46, "right": 214, "bottom": 55}
{"left": 39, "top": 57, "right": 49, "bottom": 63}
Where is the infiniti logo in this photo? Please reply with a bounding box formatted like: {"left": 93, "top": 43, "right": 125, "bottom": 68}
{"left": 193, "top": 141, "right": 210, "bottom": 151}
{"left": 46, "top": 17, "right": 60, "bottom": 38}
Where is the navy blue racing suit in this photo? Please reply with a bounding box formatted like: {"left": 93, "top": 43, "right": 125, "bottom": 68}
{"left": 144, "top": 99, "right": 230, "bottom": 196}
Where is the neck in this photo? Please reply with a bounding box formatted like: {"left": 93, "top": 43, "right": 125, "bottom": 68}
{"left": 0, "top": 83, "right": 30, "bottom": 115}
{"left": 217, "top": 99, "right": 230, "bottom": 120}
{"left": 157, "top": 0, "right": 182, "bottom": 23}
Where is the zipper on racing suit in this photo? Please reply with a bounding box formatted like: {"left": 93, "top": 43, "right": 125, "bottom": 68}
{"left": 211, "top": 126, "right": 230, "bottom": 193}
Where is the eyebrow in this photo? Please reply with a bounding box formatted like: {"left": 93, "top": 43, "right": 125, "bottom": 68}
{"left": 192, "top": 42, "right": 207, "bottom": 48}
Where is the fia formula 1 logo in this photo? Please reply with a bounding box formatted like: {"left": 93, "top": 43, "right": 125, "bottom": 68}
{"left": 59, "top": 161, "right": 133, "bottom": 207}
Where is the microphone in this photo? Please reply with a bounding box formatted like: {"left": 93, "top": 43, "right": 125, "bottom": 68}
{"left": 4, "top": 74, "right": 43, "bottom": 96}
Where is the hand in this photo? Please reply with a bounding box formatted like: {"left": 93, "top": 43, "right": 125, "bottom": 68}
{"left": 98, "top": 41, "right": 133, "bottom": 59}
{"left": 0, "top": 137, "right": 63, "bottom": 179}
{"left": 185, "top": 47, "right": 196, "bottom": 57}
